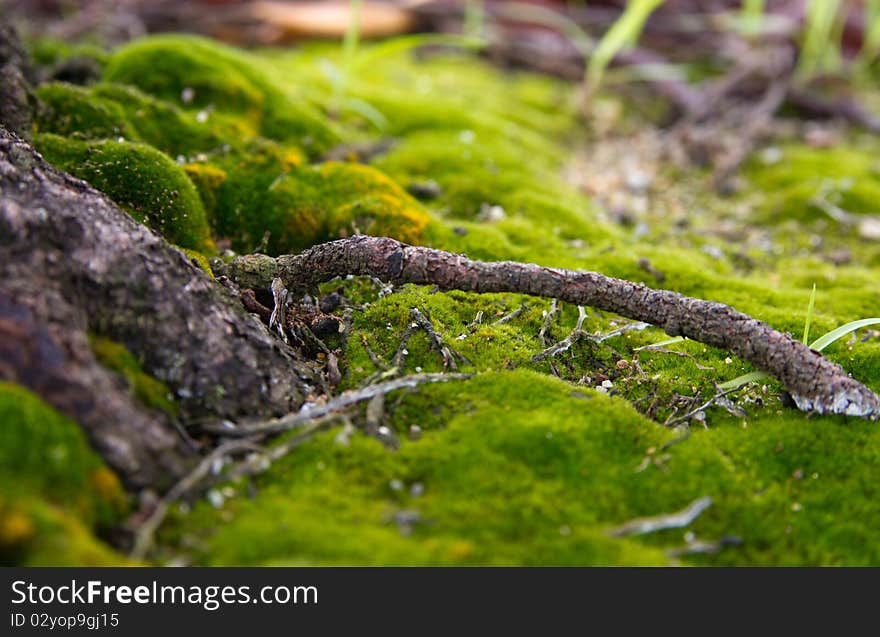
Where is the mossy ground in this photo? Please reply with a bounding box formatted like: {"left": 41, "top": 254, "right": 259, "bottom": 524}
{"left": 10, "top": 34, "right": 880, "bottom": 565}
{"left": 0, "top": 383, "right": 129, "bottom": 565}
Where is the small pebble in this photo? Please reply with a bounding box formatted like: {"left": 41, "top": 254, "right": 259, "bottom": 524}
{"left": 207, "top": 490, "right": 224, "bottom": 509}
{"left": 858, "top": 217, "right": 880, "bottom": 241}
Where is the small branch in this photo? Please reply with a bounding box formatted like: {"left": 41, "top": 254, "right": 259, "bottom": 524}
{"left": 609, "top": 496, "right": 713, "bottom": 538}
{"left": 410, "top": 308, "right": 469, "bottom": 370}
{"left": 200, "top": 372, "right": 472, "bottom": 437}
{"left": 130, "top": 439, "right": 262, "bottom": 560}
{"left": 539, "top": 299, "right": 560, "bottom": 346}
{"left": 590, "top": 321, "right": 651, "bottom": 343}
{"left": 268, "top": 277, "right": 290, "bottom": 344}
{"left": 216, "top": 236, "right": 880, "bottom": 419}
{"left": 667, "top": 536, "right": 742, "bottom": 558}
{"left": 492, "top": 303, "right": 528, "bottom": 326}
{"left": 532, "top": 306, "right": 588, "bottom": 362}
{"left": 664, "top": 386, "right": 741, "bottom": 428}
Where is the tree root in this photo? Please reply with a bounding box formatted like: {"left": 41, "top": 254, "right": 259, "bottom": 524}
{"left": 0, "top": 126, "right": 321, "bottom": 487}
{"left": 217, "top": 236, "right": 880, "bottom": 420}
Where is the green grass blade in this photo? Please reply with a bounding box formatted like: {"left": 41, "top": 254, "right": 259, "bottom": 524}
{"left": 809, "top": 318, "right": 880, "bottom": 352}
{"left": 634, "top": 336, "right": 686, "bottom": 351}
{"left": 802, "top": 283, "right": 817, "bottom": 345}
{"left": 343, "top": 0, "right": 364, "bottom": 63}
{"left": 464, "top": 0, "right": 486, "bottom": 39}
{"left": 739, "top": 0, "right": 765, "bottom": 37}
{"left": 797, "top": 0, "right": 843, "bottom": 81}
{"left": 587, "top": 0, "right": 665, "bottom": 92}
{"left": 855, "top": 0, "right": 880, "bottom": 70}
{"left": 348, "top": 33, "right": 486, "bottom": 73}
{"left": 719, "top": 371, "right": 770, "bottom": 391}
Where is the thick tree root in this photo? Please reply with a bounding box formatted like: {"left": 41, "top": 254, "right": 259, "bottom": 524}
{"left": 0, "top": 127, "right": 321, "bottom": 486}
{"left": 218, "top": 236, "right": 880, "bottom": 420}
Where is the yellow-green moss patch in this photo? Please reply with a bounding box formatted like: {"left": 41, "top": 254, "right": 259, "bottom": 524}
{"left": 35, "top": 133, "right": 215, "bottom": 252}
{"left": 89, "top": 336, "right": 178, "bottom": 416}
{"left": 0, "top": 382, "right": 128, "bottom": 565}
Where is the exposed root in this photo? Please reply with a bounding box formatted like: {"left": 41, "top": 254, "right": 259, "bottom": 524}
{"left": 217, "top": 236, "right": 880, "bottom": 420}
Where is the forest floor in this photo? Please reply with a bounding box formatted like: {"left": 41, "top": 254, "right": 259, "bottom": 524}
{"left": 3, "top": 29, "right": 880, "bottom": 566}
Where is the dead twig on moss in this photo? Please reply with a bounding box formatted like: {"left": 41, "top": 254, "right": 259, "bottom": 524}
{"left": 200, "top": 372, "right": 471, "bottom": 437}
{"left": 130, "top": 438, "right": 263, "bottom": 560}
{"left": 532, "top": 306, "right": 589, "bottom": 363}
{"left": 664, "top": 386, "right": 741, "bottom": 428}
{"left": 637, "top": 346, "right": 713, "bottom": 371}
{"left": 667, "top": 535, "right": 742, "bottom": 558}
{"left": 216, "top": 236, "right": 880, "bottom": 419}
{"left": 410, "top": 308, "right": 469, "bottom": 370}
{"left": 609, "top": 496, "right": 713, "bottom": 538}
{"left": 539, "top": 299, "right": 561, "bottom": 346}
{"left": 493, "top": 303, "right": 528, "bottom": 326}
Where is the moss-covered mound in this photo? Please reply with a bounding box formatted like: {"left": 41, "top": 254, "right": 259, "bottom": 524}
{"left": 0, "top": 383, "right": 129, "bottom": 565}
{"left": 35, "top": 133, "right": 215, "bottom": 252}
{"left": 12, "top": 33, "right": 880, "bottom": 566}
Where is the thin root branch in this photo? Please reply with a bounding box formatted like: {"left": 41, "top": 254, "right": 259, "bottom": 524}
{"left": 609, "top": 496, "right": 713, "bottom": 538}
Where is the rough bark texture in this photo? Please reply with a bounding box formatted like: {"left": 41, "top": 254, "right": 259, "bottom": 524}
{"left": 218, "top": 236, "right": 880, "bottom": 420}
{"left": 0, "top": 25, "right": 36, "bottom": 140}
{"left": 0, "top": 126, "right": 319, "bottom": 486}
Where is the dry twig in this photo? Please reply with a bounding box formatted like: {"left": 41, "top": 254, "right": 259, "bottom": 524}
{"left": 217, "top": 236, "right": 880, "bottom": 419}
{"left": 200, "top": 372, "right": 472, "bottom": 437}
{"left": 609, "top": 496, "right": 713, "bottom": 538}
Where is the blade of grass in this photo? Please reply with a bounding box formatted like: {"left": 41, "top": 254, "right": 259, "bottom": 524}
{"left": 739, "top": 0, "right": 765, "bottom": 37}
{"left": 809, "top": 318, "right": 880, "bottom": 352}
{"left": 797, "top": 0, "right": 843, "bottom": 81}
{"left": 802, "top": 283, "right": 817, "bottom": 345}
{"left": 855, "top": 0, "right": 880, "bottom": 71}
{"left": 343, "top": 0, "right": 364, "bottom": 64}
{"left": 718, "top": 370, "right": 769, "bottom": 391}
{"left": 634, "top": 336, "right": 686, "bottom": 351}
{"left": 464, "top": 0, "right": 486, "bottom": 40}
{"left": 587, "top": 0, "right": 665, "bottom": 92}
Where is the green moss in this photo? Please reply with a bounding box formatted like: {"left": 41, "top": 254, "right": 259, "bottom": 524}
{"left": 35, "top": 82, "right": 137, "bottom": 140}
{"left": 28, "top": 37, "right": 108, "bottom": 70}
{"left": 181, "top": 248, "right": 215, "bottom": 278}
{"left": 25, "top": 33, "right": 880, "bottom": 566}
{"left": 745, "top": 143, "right": 880, "bottom": 222}
{"left": 183, "top": 163, "right": 227, "bottom": 223}
{"left": 89, "top": 336, "right": 178, "bottom": 416}
{"left": 0, "top": 383, "right": 127, "bottom": 565}
{"left": 0, "top": 497, "right": 126, "bottom": 566}
{"left": 90, "top": 83, "right": 229, "bottom": 155}
{"left": 35, "top": 133, "right": 215, "bottom": 253}
{"left": 210, "top": 155, "right": 431, "bottom": 254}
{"left": 166, "top": 371, "right": 674, "bottom": 565}
{"left": 103, "top": 35, "right": 341, "bottom": 156}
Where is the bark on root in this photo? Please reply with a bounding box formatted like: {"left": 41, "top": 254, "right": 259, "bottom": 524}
{"left": 217, "top": 236, "right": 880, "bottom": 420}
{"left": 0, "top": 126, "right": 320, "bottom": 487}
